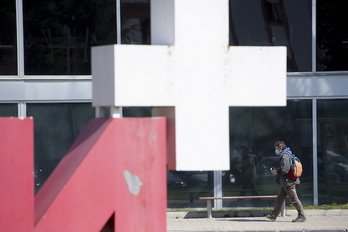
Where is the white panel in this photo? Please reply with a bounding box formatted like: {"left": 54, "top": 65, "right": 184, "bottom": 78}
{"left": 226, "top": 46, "right": 287, "bottom": 106}
{"left": 288, "top": 75, "right": 348, "bottom": 97}
{"left": 91, "top": 0, "right": 287, "bottom": 171}
{"left": 171, "top": 0, "right": 229, "bottom": 170}
{"left": 91, "top": 45, "right": 116, "bottom": 106}
{"left": 25, "top": 81, "right": 91, "bottom": 100}
{"left": 0, "top": 81, "right": 25, "bottom": 100}
{"left": 0, "top": 80, "right": 91, "bottom": 101}
{"left": 113, "top": 45, "right": 175, "bottom": 106}
{"left": 151, "top": 0, "right": 174, "bottom": 45}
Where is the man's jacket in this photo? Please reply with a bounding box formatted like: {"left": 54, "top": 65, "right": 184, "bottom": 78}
{"left": 275, "top": 148, "right": 300, "bottom": 187}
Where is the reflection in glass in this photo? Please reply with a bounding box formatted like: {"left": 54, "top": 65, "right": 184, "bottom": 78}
{"left": 167, "top": 171, "right": 214, "bottom": 208}
{"left": 317, "top": 99, "right": 348, "bottom": 204}
{"left": 0, "top": 0, "right": 17, "bottom": 75}
{"left": 225, "top": 100, "right": 313, "bottom": 207}
{"left": 121, "top": 0, "right": 150, "bottom": 44}
{"left": 317, "top": 1, "right": 348, "bottom": 71}
{"left": 24, "top": 0, "right": 117, "bottom": 75}
{"left": 23, "top": 0, "right": 151, "bottom": 75}
{"left": 229, "top": 0, "right": 311, "bottom": 72}
{"left": 27, "top": 103, "right": 94, "bottom": 192}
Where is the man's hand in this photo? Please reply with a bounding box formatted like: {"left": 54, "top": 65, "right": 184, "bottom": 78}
{"left": 271, "top": 169, "right": 278, "bottom": 175}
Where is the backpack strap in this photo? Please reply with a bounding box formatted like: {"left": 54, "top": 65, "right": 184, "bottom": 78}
{"left": 282, "top": 152, "right": 296, "bottom": 170}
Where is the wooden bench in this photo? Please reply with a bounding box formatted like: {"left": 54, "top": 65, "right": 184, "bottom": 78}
{"left": 199, "top": 195, "right": 286, "bottom": 218}
{"left": 183, "top": 189, "right": 262, "bottom": 203}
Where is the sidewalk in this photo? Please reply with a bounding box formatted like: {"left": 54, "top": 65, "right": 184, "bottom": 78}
{"left": 167, "top": 210, "right": 348, "bottom": 232}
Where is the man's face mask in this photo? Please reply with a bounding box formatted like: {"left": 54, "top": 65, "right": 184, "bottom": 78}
{"left": 275, "top": 149, "right": 280, "bottom": 155}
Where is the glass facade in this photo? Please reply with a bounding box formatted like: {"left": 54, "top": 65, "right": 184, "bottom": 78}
{"left": 317, "top": 0, "right": 348, "bottom": 71}
{"left": 317, "top": 99, "right": 348, "bottom": 204}
{"left": 167, "top": 100, "right": 314, "bottom": 209}
{"left": 23, "top": 0, "right": 117, "bottom": 75}
{"left": 167, "top": 171, "right": 213, "bottom": 208}
{"left": 1, "top": 0, "right": 348, "bottom": 209}
{"left": 0, "top": 103, "right": 17, "bottom": 116}
{"left": 225, "top": 100, "right": 313, "bottom": 206}
{"left": 22, "top": 0, "right": 150, "bottom": 75}
{"left": 229, "top": 0, "right": 312, "bottom": 72}
{"left": 0, "top": 0, "right": 17, "bottom": 74}
{"left": 27, "top": 103, "right": 94, "bottom": 192}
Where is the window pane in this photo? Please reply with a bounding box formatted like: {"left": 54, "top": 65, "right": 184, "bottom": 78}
{"left": 0, "top": 103, "right": 17, "bottom": 116}
{"left": 27, "top": 103, "right": 94, "bottom": 192}
{"left": 225, "top": 100, "right": 313, "bottom": 207}
{"left": 229, "top": 0, "right": 312, "bottom": 72}
{"left": 317, "top": 99, "right": 348, "bottom": 204}
{"left": 167, "top": 171, "right": 214, "bottom": 208}
{"left": 121, "top": 0, "right": 150, "bottom": 45}
{"left": 24, "top": 0, "right": 116, "bottom": 75}
{"left": 317, "top": 1, "right": 348, "bottom": 71}
{"left": 0, "top": 0, "right": 17, "bottom": 75}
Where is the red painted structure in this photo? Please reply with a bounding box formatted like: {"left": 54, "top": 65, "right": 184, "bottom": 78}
{"left": 0, "top": 117, "right": 167, "bottom": 232}
{"left": 0, "top": 118, "right": 34, "bottom": 232}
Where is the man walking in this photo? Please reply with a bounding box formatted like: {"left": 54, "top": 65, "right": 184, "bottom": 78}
{"left": 266, "top": 141, "right": 306, "bottom": 222}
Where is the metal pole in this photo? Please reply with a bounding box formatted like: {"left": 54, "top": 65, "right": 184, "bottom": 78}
{"left": 312, "top": 0, "right": 316, "bottom": 73}
{"left": 16, "top": 0, "right": 25, "bottom": 78}
{"left": 115, "top": 0, "right": 123, "bottom": 117}
{"left": 214, "top": 171, "right": 222, "bottom": 210}
{"left": 116, "top": 0, "right": 121, "bottom": 45}
{"left": 313, "top": 98, "right": 318, "bottom": 205}
{"left": 280, "top": 201, "right": 286, "bottom": 217}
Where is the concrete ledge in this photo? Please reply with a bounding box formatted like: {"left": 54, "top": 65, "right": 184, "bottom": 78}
{"left": 167, "top": 210, "right": 272, "bottom": 219}
{"left": 306, "top": 230, "right": 347, "bottom": 232}
{"left": 167, "top": 209, "right": 348, "bottom": 219}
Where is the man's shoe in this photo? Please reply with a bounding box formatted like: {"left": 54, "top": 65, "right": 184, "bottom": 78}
{"left": 292, "top": 216, "right": 307, "bottom": 222}
{"left": 265, "top": 214, "right": 276, "bottom": 222}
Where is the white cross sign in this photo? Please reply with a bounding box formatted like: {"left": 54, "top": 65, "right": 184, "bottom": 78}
{"left": 91, "top": 0, "right": 286, "bottom": 171}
